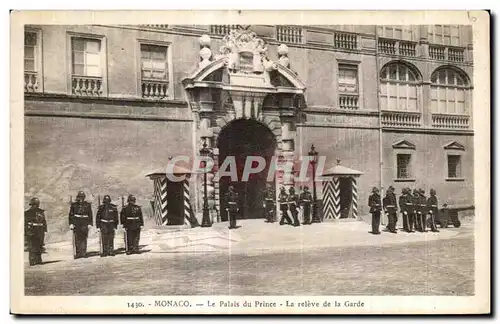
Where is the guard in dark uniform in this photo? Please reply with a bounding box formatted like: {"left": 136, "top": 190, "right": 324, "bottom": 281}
{"left": 69, "top": 191, "right": 93, "bottom": 259}
{"left": 96, "top": 195, "right": 119, "bottom": 257}
{"left": 278, "top": 186, "right": 292, "bottom": 225}
{"left": 263, "top": 184, "right": 276, "bottom": 223}
{"left": 368, "top": 187, "right": 382, "bottom": 234}
{"left": 25, "top": 197, "right": 47, "bottom": 266}
{"left": 288, "top": 187, "right": 300, "bottom": 227}
{"left": 299, "top": 186, "right": 313, "bottom": 225}
{"left": 427, "top": 189, "right": 440, "bottom": 232}
{"left": 418, "top": 188, "right": 428, "bottom": 232}
{"left": 383, "top": 186, "right": 398, "bottom": 233}
{"left": 120, "top": 195, "right": 144, "bottom": 254}
{"left": 411, "top": 189, "right": 422, "bottom": 232}
{"left": 225, "top": 185, "right": 239, "bottom": 229}
{"left": 399, "top": 188, "right": 410, "bottom": 232}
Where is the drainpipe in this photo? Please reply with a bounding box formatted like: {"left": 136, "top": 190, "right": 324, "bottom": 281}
{"left": 375, "top": 26, "right": 385, "bottom": 224}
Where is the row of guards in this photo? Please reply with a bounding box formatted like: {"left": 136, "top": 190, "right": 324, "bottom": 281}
{"left": 68, "top": 191, "right": 144, "bottom": 260}
{"left": 25, "top": 192, "right": 145, "bottom": 266}
{"left": 146, "top": 160, "right": 365, "bottom": 227}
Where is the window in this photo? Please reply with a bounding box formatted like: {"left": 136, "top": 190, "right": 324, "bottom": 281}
{"left": 72, "top": 38, "right": 101, "bottom": 77}
{"left": 430, "top": 68, "right": 468, "bottom": 114}
{"left": 378, "top": 25, "right": 414, "bottom": 41}
{"left": 447, "top": 155, "right": 461, "bottom": 178}
{"left": 338, "top": 64, "right": 358, "bottom": 93}
{"left": 24, "top": 30, "right": 42, "bottom": 92}
{"left": 380, "top": 63, "right": 419, "bottom": 111}
{"left": 68, "top": 34, "right": 106, "bottom": 97}
{"left": 140, "top": 44, "right": 168, "bottom": 80}
{"left": 139, "top": 42, "right": 171, "bottom": 99}
{"left": 429, "top": 25, "right": 460, "bottom": 46}
{"left": 24, "top": 31, "right": 37, "bottom": 72}
{"left": 397, "top": 154, "right": 412, "bottom": 179}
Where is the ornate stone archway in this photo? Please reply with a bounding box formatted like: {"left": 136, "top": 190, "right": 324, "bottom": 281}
{"left": 182, "top": 27, "right": 307, "bottom": 221}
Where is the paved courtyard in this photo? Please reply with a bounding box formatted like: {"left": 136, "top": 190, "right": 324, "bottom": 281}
{"left": 25, "top": 219, "right": 474, "bottom": 296}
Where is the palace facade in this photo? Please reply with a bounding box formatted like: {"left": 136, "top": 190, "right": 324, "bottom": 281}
{"left": 23, "top": 24, "right": 474, "bottom": 230}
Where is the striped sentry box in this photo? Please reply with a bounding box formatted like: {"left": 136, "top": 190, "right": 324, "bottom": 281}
{"left": 153, "top": 176, "right": 168, "bottom": 226}
{"left": 183, "top": 177, "right": 192, "bottom": 225}
{"left": 351, "top": 177, "right": 358, "bottom": 218}
{"left": 332, "top": 177, "right": 341, "bottom": 219}
{"left": 322, "top": 179, "right": 335, "bottom": 220}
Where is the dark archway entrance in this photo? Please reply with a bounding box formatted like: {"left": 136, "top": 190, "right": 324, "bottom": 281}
{"left": 218, "top": 119, "right": 277, "bottom": 221}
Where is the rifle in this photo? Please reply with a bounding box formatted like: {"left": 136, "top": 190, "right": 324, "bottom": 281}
{"left": 122, "top": 196, "right": 128, "bottom": 253}
{"left": 69, "top": 195, "right": 77, "bottom": 260}
{"left": 98, "top": 195, "right": 102, "bottom": 256}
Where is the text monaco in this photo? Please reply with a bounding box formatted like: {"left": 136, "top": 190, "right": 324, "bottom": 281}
{"left": 165, "top": 155, "right": 331, "bottom": 182}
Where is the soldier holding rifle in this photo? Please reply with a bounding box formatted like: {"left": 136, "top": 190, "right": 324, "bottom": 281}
{"left": 263, "top": 184, "right": 276, "bottom": 223}
{"left": 120, "top": 195, "right": 144, "bottom": 254}
{"left": 96, "top": 195, "right": 119, "bottom": 257}
{"left": 299, "top": 186, "right": 313, "bottom": 225}
{"left": 68, "top": 191, "right": 93, "bottom": 259}
{"left": 25, "top": 197, "right": 47, "bottom": 266}
{"left": 288, "top": 187, "right": 300, "bottom": 227}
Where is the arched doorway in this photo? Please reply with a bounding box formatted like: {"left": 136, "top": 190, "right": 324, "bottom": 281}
{"left": 217, "top": 119, "right": 277, "bottom": 221}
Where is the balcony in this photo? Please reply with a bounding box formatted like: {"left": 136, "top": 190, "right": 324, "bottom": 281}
{"left": 378, "top": 38, "right": 396, "bottom": 54}
{"left": 448, "top": 47, "right": 465, "bottom": 62}
{"left": 378, "top": 38, "right": 416, "bottom": 57}
{"left": 142, "top": 79, "right": 170, "bottom": 100}
{"left": 429, "top": 45, "right": 465, "bottom": 62}
{"left": 139, "top": 24, "right": 169, "bottom": 29}
{"left": 339, "top": 94, "right": 359, "bottom": 109}
{"left": 210, "top": 25, "right": 238, "bottom": 36}
{"left": 24, "top": 71, "right": 39, "bottom": 92}
{"left": 333, "top": 32, "right": 357, "bottom": 50}
{"left": 432, "top": 113, "right": 470, "bottom": 129}
{"left": 381, "top": 111, "right": 421, "bottom": 128}
{"left": 71, "top": 75, "right": 103, "bottom": 97}
{"left": 429, "top": 45, "right": 446, "bottom": 60}
{"left": 399, "top": 41, "right": 416, "bottom": 57}
{"left": 276, "top": 25, "right": 304, "bottom": 44}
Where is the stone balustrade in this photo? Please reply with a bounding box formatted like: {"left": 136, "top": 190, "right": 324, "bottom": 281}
{"left": 378, "top": 38, "right": 416, "bottom": 57}
{"left": 381, "top": 111, "right": 421, "bottom": 128}
{"left": 276, "top": 25, "right": 303, "bottom": 44}
{"left": 429, "top": 45, "right": 446, "bottom": 60}
{"left": 333, "top": 32, "right": 357, "bottom": 50}
{"left": 71, "top": 75, "right": 103, "bottom": 97}
{"left": 339, "top": 94, "right": 359, "bottom": 109}
{"left": 399, "top": 41, "right": 416, "bottom": 57}
{"left": 142, "top": 79, "right": 170, "bottom": 100}
{"left": 24, "top": 71, "right": 39, "bottom": 92}
{"left": 210, "top": 25, "right": 238, "bottom": 36}
{"left": 448, "top": 47, "right": 465, "bottom": 62}
{"left": 140, "top": 24, "right": 169, "bottom": 29}
{"left": 378, "top": 38, "right": 396, "bottom": 54}
{"left": 432, "top": 113, "right": 470, "bottom": 129}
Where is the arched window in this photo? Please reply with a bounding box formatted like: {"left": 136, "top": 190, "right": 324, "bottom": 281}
{"left": 380, "top": 62, "right": 420, "bottom": 111}
{"left": 430, "top": 68, "right": 468, "bottom": 114}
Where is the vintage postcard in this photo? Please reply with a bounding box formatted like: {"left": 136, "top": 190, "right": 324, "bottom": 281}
{"left": 10, "top": 10, "right": 490, "bottom": 314}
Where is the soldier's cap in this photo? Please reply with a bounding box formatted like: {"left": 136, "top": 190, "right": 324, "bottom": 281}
{"left": 372, "top": 187, "right": 379, "bottom": 192}
{"left": 388, "top": 186, "right": 395, "bottom": 191}
{"left": 77, "top": 191, "right": 85, "bottom": 197}
{"left": 289, "top": 187, "right": 295, "bottom": 192}
{"left": 127, "top": 195, "right": 136, "bottom": 202}
{"left": 103, "top": 195, "right": 111, "bottom": 202}
{"left": 303, "top": 186, "right": 309, "bottom": 190}
{"left": 419, "top": 188, "right": 425, "bottom": 194}
{"left": 430, "top": 188, "right": 436, "bottom": 194}
{"left": 29, "top": 197, "right": 40, "bottom": 206}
